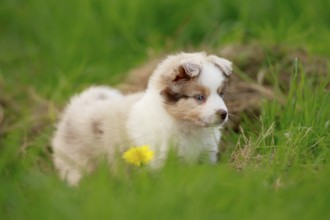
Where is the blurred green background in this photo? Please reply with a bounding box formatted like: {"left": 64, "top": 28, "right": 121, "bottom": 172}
{"left": 0, "top": 0, "right": 330, "bottom": 219}
{"left": 1, "top": 0, "right": 329, "bottom": 94}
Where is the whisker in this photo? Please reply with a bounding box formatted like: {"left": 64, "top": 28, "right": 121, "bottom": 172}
{"left": 228, "top": 113, "right": 238, "bottom": 120}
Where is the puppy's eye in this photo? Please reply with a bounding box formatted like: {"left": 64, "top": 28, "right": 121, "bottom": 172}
{"left": 219, "top": 91, "right": 224, "bottom": 97}
{"left": 194, "top": 94, "right": 205, "bottom": 102}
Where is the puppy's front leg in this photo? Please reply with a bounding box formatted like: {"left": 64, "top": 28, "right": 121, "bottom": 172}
{"left": 148, "top": 143, "right": 169, "bottom": 170}
{"left": 209, "top": 150, "right": 219, "bottom": 164}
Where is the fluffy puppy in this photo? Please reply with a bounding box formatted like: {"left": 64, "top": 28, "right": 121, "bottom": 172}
{"left": 52, "top": 52, "right": 232, "bottom": 185}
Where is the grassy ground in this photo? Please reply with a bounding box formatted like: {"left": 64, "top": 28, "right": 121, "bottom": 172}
{"left": 1, "top": 0, "right": 330, "bottom": 219}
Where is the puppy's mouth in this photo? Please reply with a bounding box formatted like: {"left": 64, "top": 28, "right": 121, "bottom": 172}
{"left": 197, "top": 118, "right": 227, "bottom": 128}
{"left": 194, "top": 121, "right": 215, "bottom": 128}
{"left": 196, "top": 120, "right": 209, "bottom": 127}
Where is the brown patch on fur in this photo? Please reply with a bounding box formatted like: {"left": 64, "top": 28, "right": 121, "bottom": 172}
{"left": 161, "top": 77, "right": 210, "bottom": 105}
{"left": 159, "top": 60, "right": 210, "bottom": 106}
{"left": 165, "top": 98, "right": 203, "bottom": 125}
{"left": 172, "top": 65, "right": 194, "bottom": 83}
{"left": 160, "top": 87, "right": 189, "bottom": 104}
{"left": 173, "top": 64, "right": 200, "bottom": 82}
{"left": 97, "top": 93, "right": 108, "bottom": 100}
{"left": 91, "top": 119, "right": 104, "bottom": 136}
{"left": 160, "top": 75, "right": 212, "bottom": 125}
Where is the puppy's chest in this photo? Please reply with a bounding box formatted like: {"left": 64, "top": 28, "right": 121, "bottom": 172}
{"left": 175, "top": 129, "right": 220, "bottom": 160}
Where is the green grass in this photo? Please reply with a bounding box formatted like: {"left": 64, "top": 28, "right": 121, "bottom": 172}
{"left": 1, "top": 0, "right": 330, "bottom": 219}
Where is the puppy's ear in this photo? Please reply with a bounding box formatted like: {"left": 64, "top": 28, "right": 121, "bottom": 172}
{"left": 208, "top": 55, "right": 232, "bottom": 77}
{"left": 173, "top": 63, "right": 201, "bottom": 82}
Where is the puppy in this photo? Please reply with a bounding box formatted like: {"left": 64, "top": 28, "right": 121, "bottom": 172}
{"left": 52, "top": 52, "right": 232, "bottom": 185}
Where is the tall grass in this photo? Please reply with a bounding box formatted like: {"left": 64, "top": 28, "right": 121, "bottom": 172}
{"left": 1, "top": 0, "right": 330, "bottom": 219}
{"left": 232, "top": 61, "right": 330, "bottom": 170}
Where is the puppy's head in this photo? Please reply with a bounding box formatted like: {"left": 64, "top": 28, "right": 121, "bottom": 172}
{"left": 153, "top": 52, "right": 232, "bottom": 127}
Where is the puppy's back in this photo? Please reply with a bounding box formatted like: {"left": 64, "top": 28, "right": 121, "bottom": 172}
{"left": 52, "top": 86, "right": 142, "bottom": 185}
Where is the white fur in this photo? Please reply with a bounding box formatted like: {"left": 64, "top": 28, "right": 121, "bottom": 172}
{"left": 52, "top": 52, "right": 232, "bottom": 185}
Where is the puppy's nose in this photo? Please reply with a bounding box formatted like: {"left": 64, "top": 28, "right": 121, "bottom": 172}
{"left": 217, "top": 109, "right": 227, "bottom": 121}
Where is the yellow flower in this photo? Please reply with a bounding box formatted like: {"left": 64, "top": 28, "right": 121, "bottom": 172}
{"left": 123, "top": 145, "right": 154, "bottom": 167}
